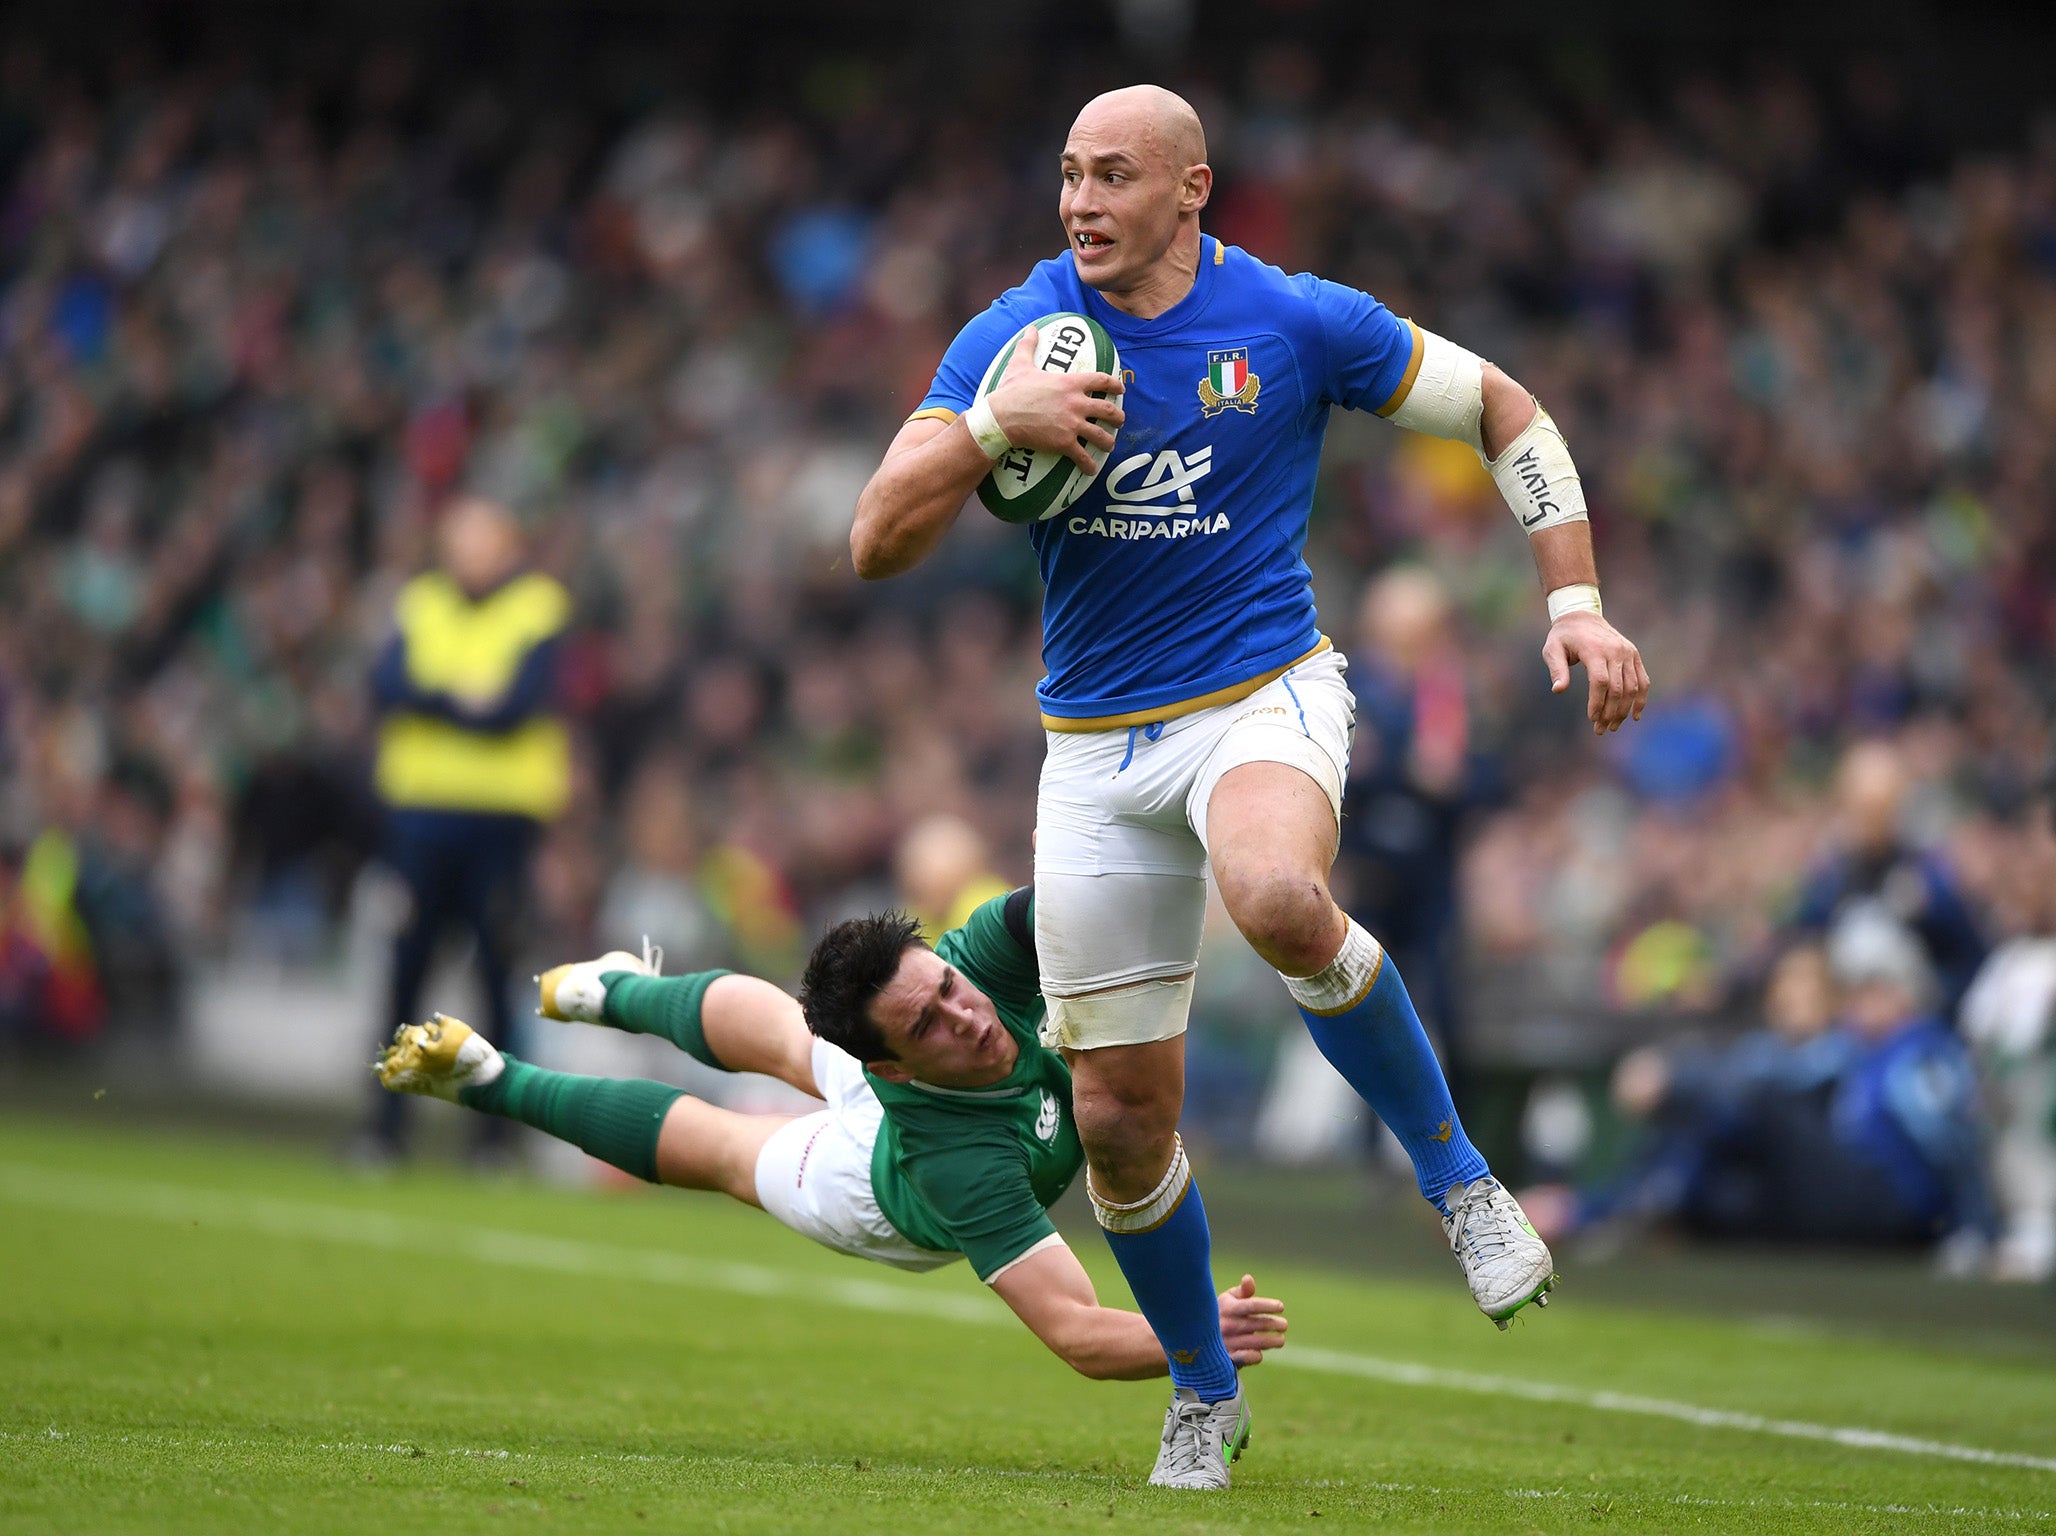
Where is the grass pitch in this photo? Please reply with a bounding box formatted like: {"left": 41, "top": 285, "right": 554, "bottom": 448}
{"left": 2, "top": 1114, "right": 2051, "bottom": 1534}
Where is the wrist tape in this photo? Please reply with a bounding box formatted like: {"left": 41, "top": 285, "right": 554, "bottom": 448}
{"left": 962, "top": 395, "right": 1013, "bottom": 461}
{"left": 1545, "top": 584, "right": 1603, "bottom": 623}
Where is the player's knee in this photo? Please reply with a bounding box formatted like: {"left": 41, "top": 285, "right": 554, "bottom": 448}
{"left": 1071, "top": 1075, "right": 1179, "bottom": 1190}
{"left": 1073, "top": 1075, "right": 1179, "bottom": 1146}
{"left": 1217, "top": 861, "right": 1339, "bottom": 975}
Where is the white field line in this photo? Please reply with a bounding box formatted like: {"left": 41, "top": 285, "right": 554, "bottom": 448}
{"left": 3, "top": 1429, "right": 2049, "bottom": 1523}
{"left": 1279, "top": 1348, "right": 2056, "bottom": 1475}
{"left": 4, "top": 1162, "right": 2052, "bottom": 1479}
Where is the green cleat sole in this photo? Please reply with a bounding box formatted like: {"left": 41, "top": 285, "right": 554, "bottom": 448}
{"left": 1490, "top": 1272, "right": 1560, "bottom": 1331}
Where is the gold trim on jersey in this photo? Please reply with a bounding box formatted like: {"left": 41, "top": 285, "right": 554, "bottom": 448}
{"left": 905, "top": 405, "right": 959, "bottom": 426}
{"left": 1213, "top": 239, "right": 1226, "bottom": 265}
{"left": 1040, "top": 637, "right": 1332, "bottom": 733}
{"left": 1373, "top": 319, "right": 1426, "bottom": 418}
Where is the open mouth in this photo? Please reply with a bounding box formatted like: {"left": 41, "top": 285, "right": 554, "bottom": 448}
{"left": 1073, "top": 229, "right": 1113, "bottom": 254}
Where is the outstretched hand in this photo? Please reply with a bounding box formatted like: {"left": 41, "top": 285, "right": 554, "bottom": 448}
{"left": 1218, "top": 1273, "right": 1288, "bottom": 1366}
{"left": 1543, "top": 610, "right": 1650, "bottom": 734}
{"left": 986, "top": 323, "right": 1126, "bottom": 477}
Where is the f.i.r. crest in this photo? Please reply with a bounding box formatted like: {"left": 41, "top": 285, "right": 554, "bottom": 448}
{"left": 1198, "top": 348, "right": 1260, "bottom": 417}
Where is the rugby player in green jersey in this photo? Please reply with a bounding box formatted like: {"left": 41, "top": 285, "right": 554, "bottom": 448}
{"left": 376, "top": 888, "right": 1288, "bottom": 1385}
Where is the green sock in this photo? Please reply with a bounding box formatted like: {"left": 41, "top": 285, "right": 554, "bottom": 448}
{"left": 599, "top": 971, "right": 734, "bottom": 1070}
{"left": 459, "top": 1058, "right": 683, "bottom": 1183}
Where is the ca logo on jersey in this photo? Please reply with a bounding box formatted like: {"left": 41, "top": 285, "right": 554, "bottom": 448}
{"left": 1198, "top": 348, "right": 1260, "bottom": 417}
{"left": 1106, "top": 446, "right": 1212, "bottom": 510}
{"left": 1069, "top": 444, "right": 1225, "bottom": 538}
{"left": 1066, "top": 446, "right": 1230, "bottom": 540}
{"left": 1035, "top": 1090, "right": 1059, "bottom": 1144}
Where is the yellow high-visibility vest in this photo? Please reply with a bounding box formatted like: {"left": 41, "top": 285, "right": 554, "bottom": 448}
{"left": 375, "top": 570, "right": 571, "bottom": 820}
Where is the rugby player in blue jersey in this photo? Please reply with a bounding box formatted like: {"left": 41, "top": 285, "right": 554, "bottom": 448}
{"left": 852, "top": 85, "right": 1650, "bottom": 1488}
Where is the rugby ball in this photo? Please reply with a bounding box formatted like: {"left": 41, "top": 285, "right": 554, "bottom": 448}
{"left": 973, "top": 312, "right": 1121, "bottom": 524}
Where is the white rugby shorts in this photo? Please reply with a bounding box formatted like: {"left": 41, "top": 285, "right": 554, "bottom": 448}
{"left": 752, "top": 1039, "right": 961, "bottom": 1273}
{"left": 1034, "top": 646, "right": 1355, "bottom": 1050}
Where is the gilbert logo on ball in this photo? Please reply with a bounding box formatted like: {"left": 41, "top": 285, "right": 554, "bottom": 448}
{"left": 974, "top": 312, "right": 1121, "bottom": 524}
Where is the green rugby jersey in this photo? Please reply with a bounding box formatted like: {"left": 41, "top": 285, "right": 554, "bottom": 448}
{"left": 865, "top": 889, "right": 1084, "bottom": 1281}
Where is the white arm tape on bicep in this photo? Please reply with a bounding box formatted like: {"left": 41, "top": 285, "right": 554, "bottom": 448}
{"left": 1486, "top": 404, "right": 1588, "bottom": 535}
{"left": 1385, "top": 326, "right": 1486, "bottom": 454}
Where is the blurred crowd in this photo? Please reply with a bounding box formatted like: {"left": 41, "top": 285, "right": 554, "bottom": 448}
{"left": 0, "top": 32, "right": 2051, "bottom": 1269}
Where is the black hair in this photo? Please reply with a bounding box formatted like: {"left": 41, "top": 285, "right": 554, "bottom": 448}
{"left": 798, "top": 910, "right": 926, "bottom": 1062}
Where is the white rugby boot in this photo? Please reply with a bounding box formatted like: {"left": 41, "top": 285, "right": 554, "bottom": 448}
{"left": 536, "top": 937, "right": 662, "bottom": 1023}
{"left": 1146, "top": 1385, "right": 1251, "bottom": 1490}
{"left": 375, "top": 1014, "right": 504, "bottom": 1101}
{"left": 1442, "top": 1175, "right": 1558, "bottom": 1328}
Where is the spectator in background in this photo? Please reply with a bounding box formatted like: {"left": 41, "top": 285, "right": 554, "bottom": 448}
{"left": 595, "top": 753, "right": 727, "bottom": 976}
{"left": 1335, "top": 568, "right": 1501, "bottom": 1109}
{"left": 1793, "top": 740, "right": 1988, "bottom": 1021}
{"left": 1523, "top": 943, "right": 1852, "bottom": 1244}
{"left": 9, "top": 829, "right": 105, "bottom": 1045}
{"left": 1529, "top": 918, "right": 1990, "bottom": 1255}
{"left": 0, "top": 841, "right": 58, "bottom": 1048}
{"left": 1958, "top": 805, "right": 2056, "bottom": 1282}
{"left": 0, "top": 39, "right": 2047, "bottom": 1156}
{"left": 72, "top": 767, "right": 180, "bottom": 1042}
{"left": 1812, "top": 911, "right": 1991, "bottom": 1254}
{"left": 895, "top": 813, "right": 1010, "bottom": 943}
{"left": 357, "top": 497, "right": 570, "bottom": 1164}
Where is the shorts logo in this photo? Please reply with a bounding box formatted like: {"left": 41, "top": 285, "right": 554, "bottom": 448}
{"left": 1035, "top": 1090, "right": 1060, "bottom": 1144}
{"left": 794, "top": 1120, "right": 829, "bottom": 1187}
{"left": 1199, "top": 348, "right": 1260, "bottom": 417}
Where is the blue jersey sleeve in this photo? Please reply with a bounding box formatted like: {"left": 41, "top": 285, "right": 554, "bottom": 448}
{"left": 913, "top": 303, "right": 1035, "bottom": 421}
{"left": 1303, "top": 276, "right": 1420, "bottom": 415}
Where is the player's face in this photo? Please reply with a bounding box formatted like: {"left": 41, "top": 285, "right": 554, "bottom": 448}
{"left": 865, "top": 945, "right": 1018, "bottom": 1088}
{"left": 1059, "top": 121, "right": 1185, "bottom": 292}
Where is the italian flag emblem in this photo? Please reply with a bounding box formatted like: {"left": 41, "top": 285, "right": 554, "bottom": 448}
{"left": 1199, "top": 348, "right": 1260, "bottom": 416}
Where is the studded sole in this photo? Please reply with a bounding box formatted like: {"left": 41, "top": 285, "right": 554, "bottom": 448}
{"left": 1490, "top": 1271, "right": 1560, "bottom": 1331}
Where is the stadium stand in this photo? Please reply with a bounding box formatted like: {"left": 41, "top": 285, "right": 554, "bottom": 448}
{"left": 0, "top": 17, "right": 2050, "bottom": 1259}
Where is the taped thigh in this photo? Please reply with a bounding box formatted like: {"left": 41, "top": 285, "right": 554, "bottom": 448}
{"left": 1041, "top": 974, "right": 1198, "bottom": 1051}
{"left": 1033, "top": 869, "right": 1205, "bottom": 1050}
{"left": 1032, "top": 869, "right": 1207, "bottom": 994}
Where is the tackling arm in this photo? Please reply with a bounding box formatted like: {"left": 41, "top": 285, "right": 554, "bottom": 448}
{"left": 988, "top": 1242, "right": 1286, "bottom": 1380}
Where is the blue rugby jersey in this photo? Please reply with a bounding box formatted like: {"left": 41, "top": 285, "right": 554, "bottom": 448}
{"left": 912, "top": 235, "right": 1422, "bottom": 728}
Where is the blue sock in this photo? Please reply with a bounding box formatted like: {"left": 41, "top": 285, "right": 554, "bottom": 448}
{"left": 1094, "top": 1138, "right": 1238, "bottom": 1402}
{"left": 1288, "top": 922, "right": 1489, "bottom": 1211}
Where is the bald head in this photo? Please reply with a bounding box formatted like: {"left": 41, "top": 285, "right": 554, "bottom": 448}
{"left": 1060, "top": 85, "right": 1212, "bottom": 315}
{"left": 1070, "top": 85, "right": 1207, "bottom": 175}
{"left": 1836, "top": 739, "right": 1908, "bottom": 854}
{"left": 1359, "top": 567, "right": 1452, "bottom": 673}
{"left": 439, "top": 495, "right": 525, "bottom": 597}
